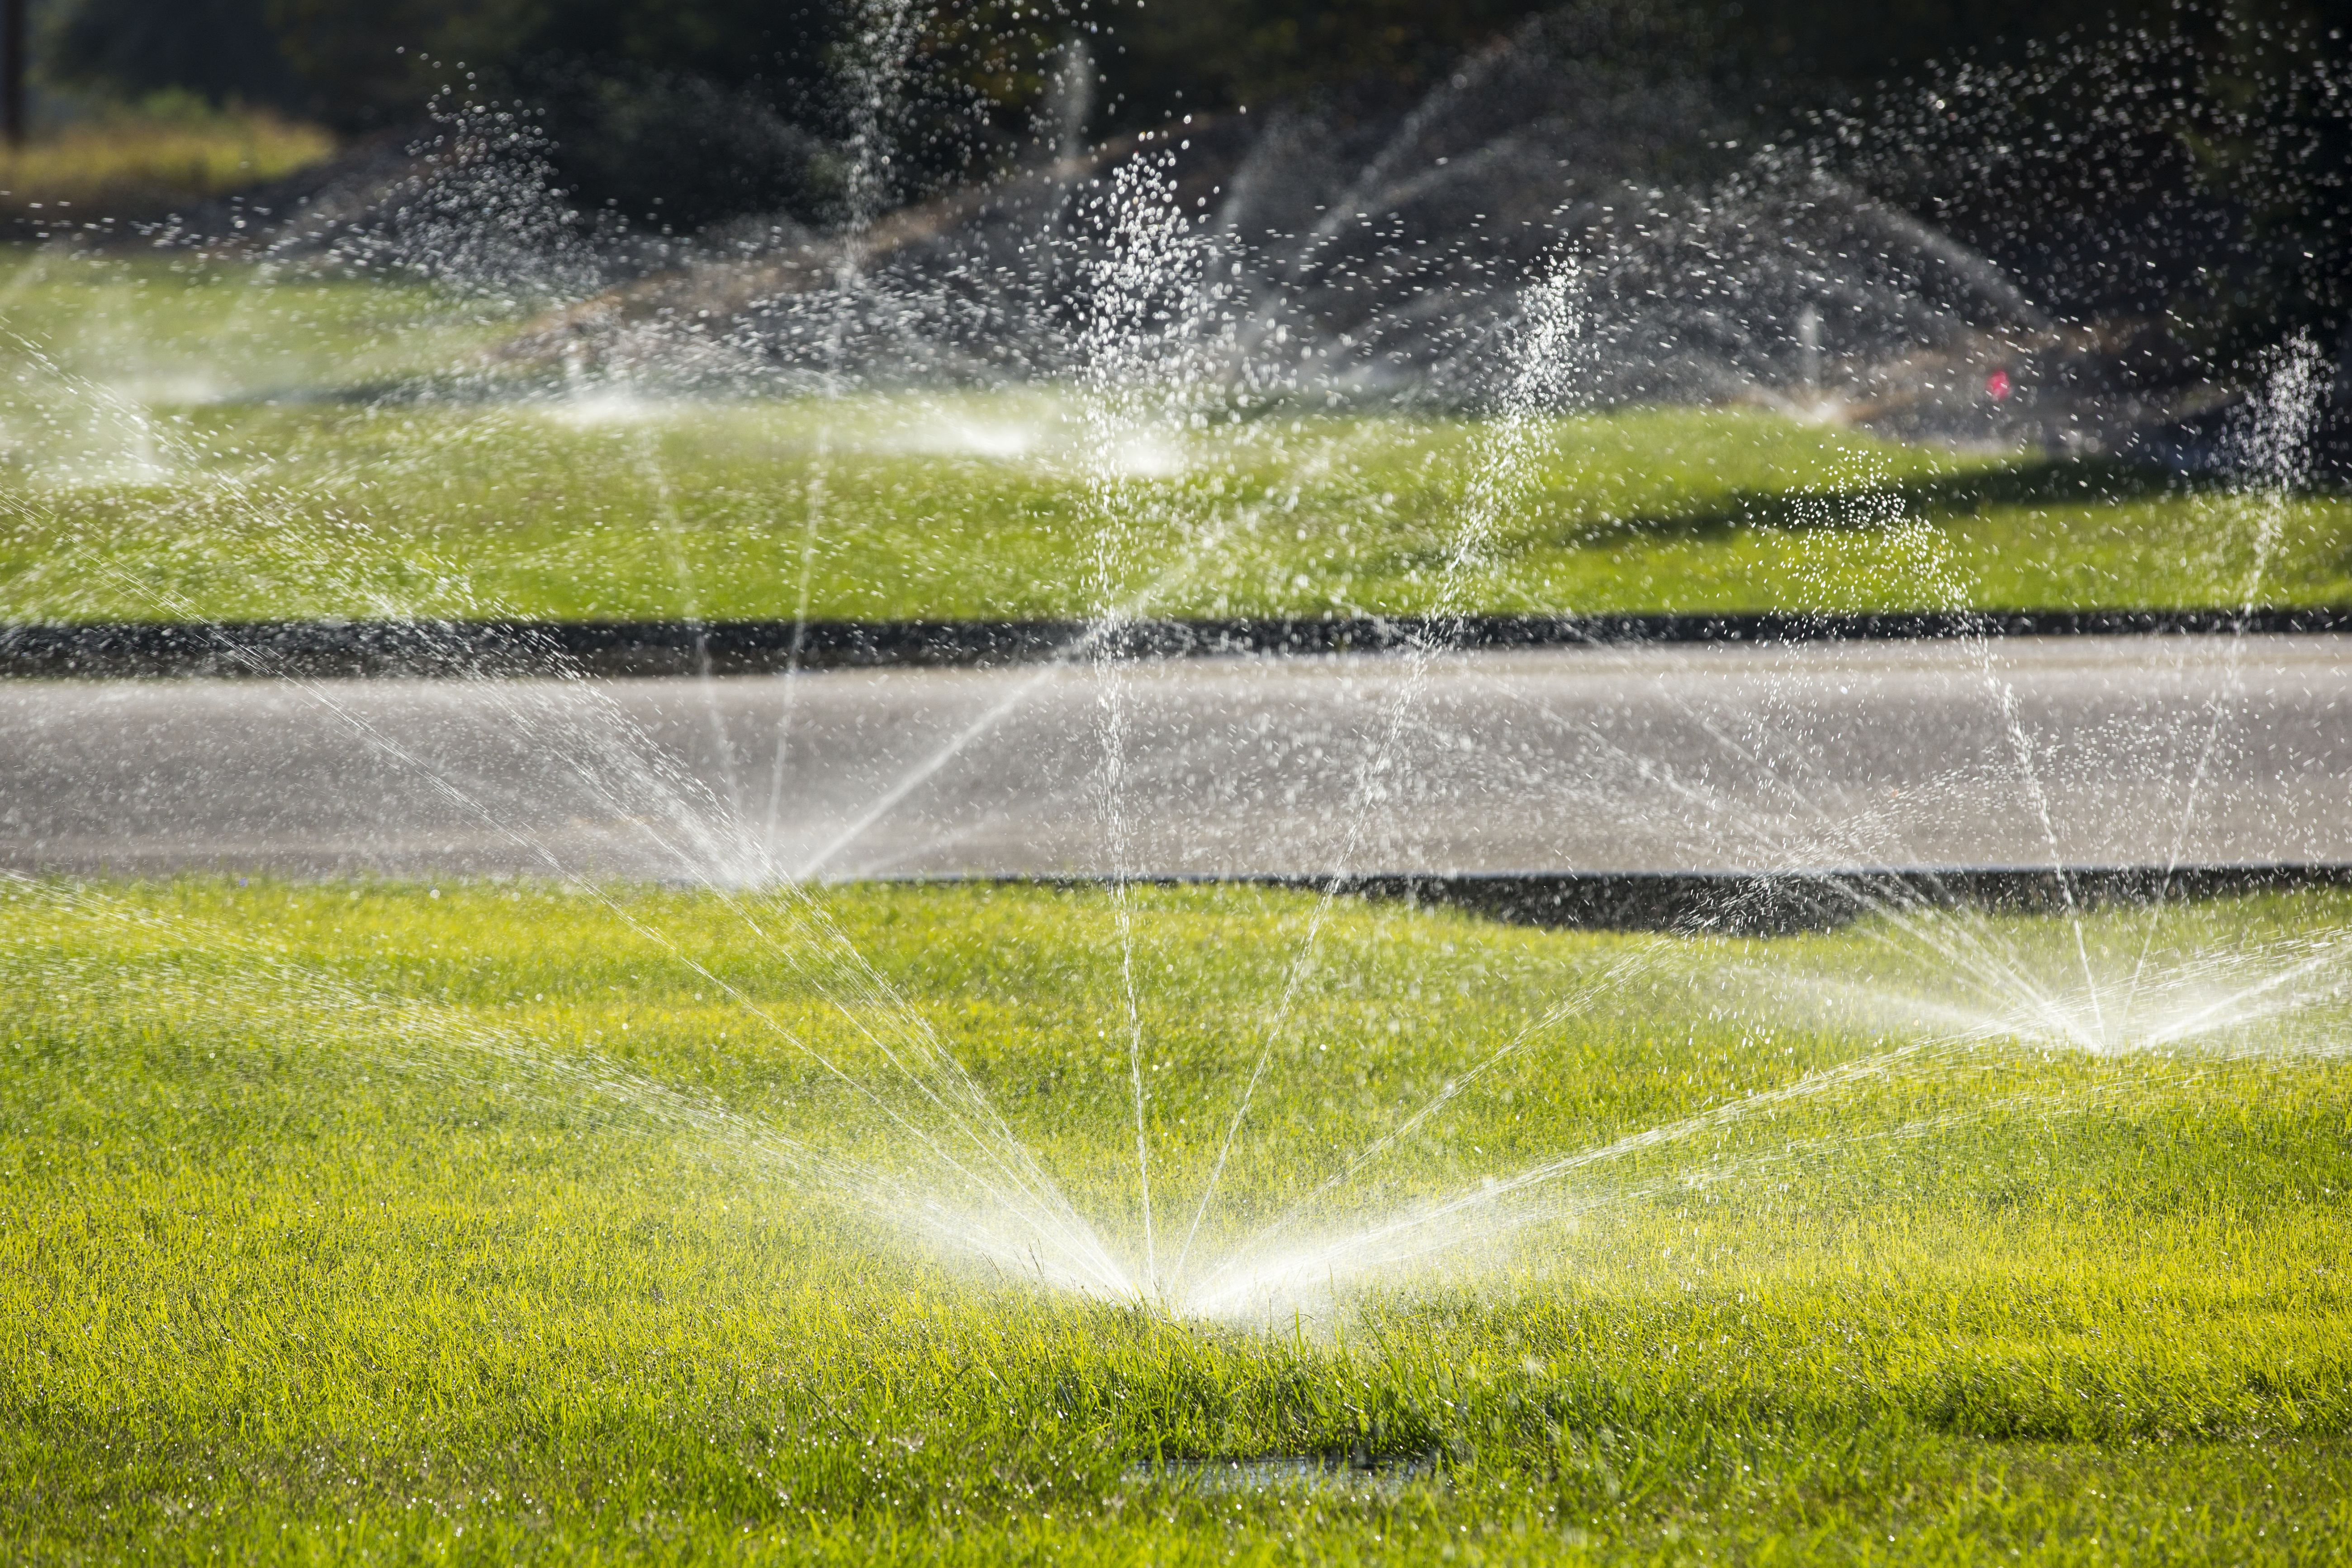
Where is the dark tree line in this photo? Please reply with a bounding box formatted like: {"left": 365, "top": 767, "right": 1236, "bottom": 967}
{"left": 28, "top": 0, "right": 2352, "bottom": 385}
{"left": 39, "top": 0, "right": 2265, "bottom": 128}
{"left": 49, "top": 0, "right": 2328, "bottom": 142}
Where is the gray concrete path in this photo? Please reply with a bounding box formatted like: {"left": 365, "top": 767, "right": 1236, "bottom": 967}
{"left": 5, "top": 635, "right": 2351, "bottom": 882}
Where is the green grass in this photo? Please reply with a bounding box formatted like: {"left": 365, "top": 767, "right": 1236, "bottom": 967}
{"left": 0, "top": 98, "right": 335, "bottom": 218}
{"left": 6, "top": 876, "right": 2352, "bottom": 1562}
{"left": 5, "top": 252, "right": 2349, "bottom": 626}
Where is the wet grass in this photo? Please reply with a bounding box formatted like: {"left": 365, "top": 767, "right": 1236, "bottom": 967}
{"left": 5, "top": 251, "right": 2350, "bottom": 627}
{"left": 5, "top": 876, "right": 2351, "bottom": 1562}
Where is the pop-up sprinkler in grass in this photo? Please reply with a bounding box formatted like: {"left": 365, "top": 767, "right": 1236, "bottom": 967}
{"left": 1, "top": 2, "right": 2346, "bottom": 1343}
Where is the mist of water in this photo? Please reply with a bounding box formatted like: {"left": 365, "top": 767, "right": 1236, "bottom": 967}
{"left": 4, "top": 10, "right": 2347, "bottom": 1329}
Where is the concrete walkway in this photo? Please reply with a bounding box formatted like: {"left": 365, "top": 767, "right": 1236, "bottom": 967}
{"left": 5, "top": 635, "right": 2350, "bottom": 882}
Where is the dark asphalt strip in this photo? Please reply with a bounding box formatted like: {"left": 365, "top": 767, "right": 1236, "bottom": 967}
{"left": 7, "top": 606, "right": 2352, "bottom": 680}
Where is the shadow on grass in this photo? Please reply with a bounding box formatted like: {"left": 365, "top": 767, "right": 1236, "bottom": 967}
{"left": 1579, "top": 457, "right": 2215, "bottom": 545}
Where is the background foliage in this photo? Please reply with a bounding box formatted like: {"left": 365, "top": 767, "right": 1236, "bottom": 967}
{"left": 16, "top": 0, "right": 2352, "bottom": 406}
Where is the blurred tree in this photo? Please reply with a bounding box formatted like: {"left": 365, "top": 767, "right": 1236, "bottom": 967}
{"left": 44, "top": 0, "right": 305, "bottom": 110}
{"left": 1090, "top": 0, "right": 1548, "bottom": 122}
{"left": 1087, "top": 0, "right": 2198, "bottom": 125}
{"left": 6, "top": 0, "right": 27, "bottom": 146}
{"left": 2184, "top": 2, "right": 2352, "bottom": 455}
{"left": 267, "top": 0, "right": 847, "bottom": 227}
{"left": 264, "top": 0, "right": 541, "bottom": 127}
{"left": 27, "top": 0, "right": 2349, "bottom": 398}
{"left": 39, "top": 0, "right": 1072, "bottom": 227}
{"left": 269, "top": 0, "right": 1072, "bottom": 226}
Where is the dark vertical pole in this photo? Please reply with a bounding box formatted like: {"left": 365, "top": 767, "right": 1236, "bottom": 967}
{"left": 2, "top": 0, "right": 25, "bottom": 151}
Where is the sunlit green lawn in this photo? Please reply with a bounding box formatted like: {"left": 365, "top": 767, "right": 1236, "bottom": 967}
{"left": 5, "top": 251, "right": 2348, "bottom": 626}
{"left": 6, "top": 876, "right": 2351, "bottom": 1562}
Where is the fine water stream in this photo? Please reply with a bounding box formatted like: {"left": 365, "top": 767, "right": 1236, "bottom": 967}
{"left": 2, "top": 5, "right": 2347, "bottom": 1327}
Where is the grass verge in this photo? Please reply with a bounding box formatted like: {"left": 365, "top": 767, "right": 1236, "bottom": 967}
{"left": 5, "top": 876, "right": 2350, "bottom": 1562}
{"left": 5, "top": 253, "right": 2349, "bottom": 627}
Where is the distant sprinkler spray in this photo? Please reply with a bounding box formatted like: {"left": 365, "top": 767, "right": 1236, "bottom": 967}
{"left": 1796, "top": 305, "right": 1822, "bottom": 401}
